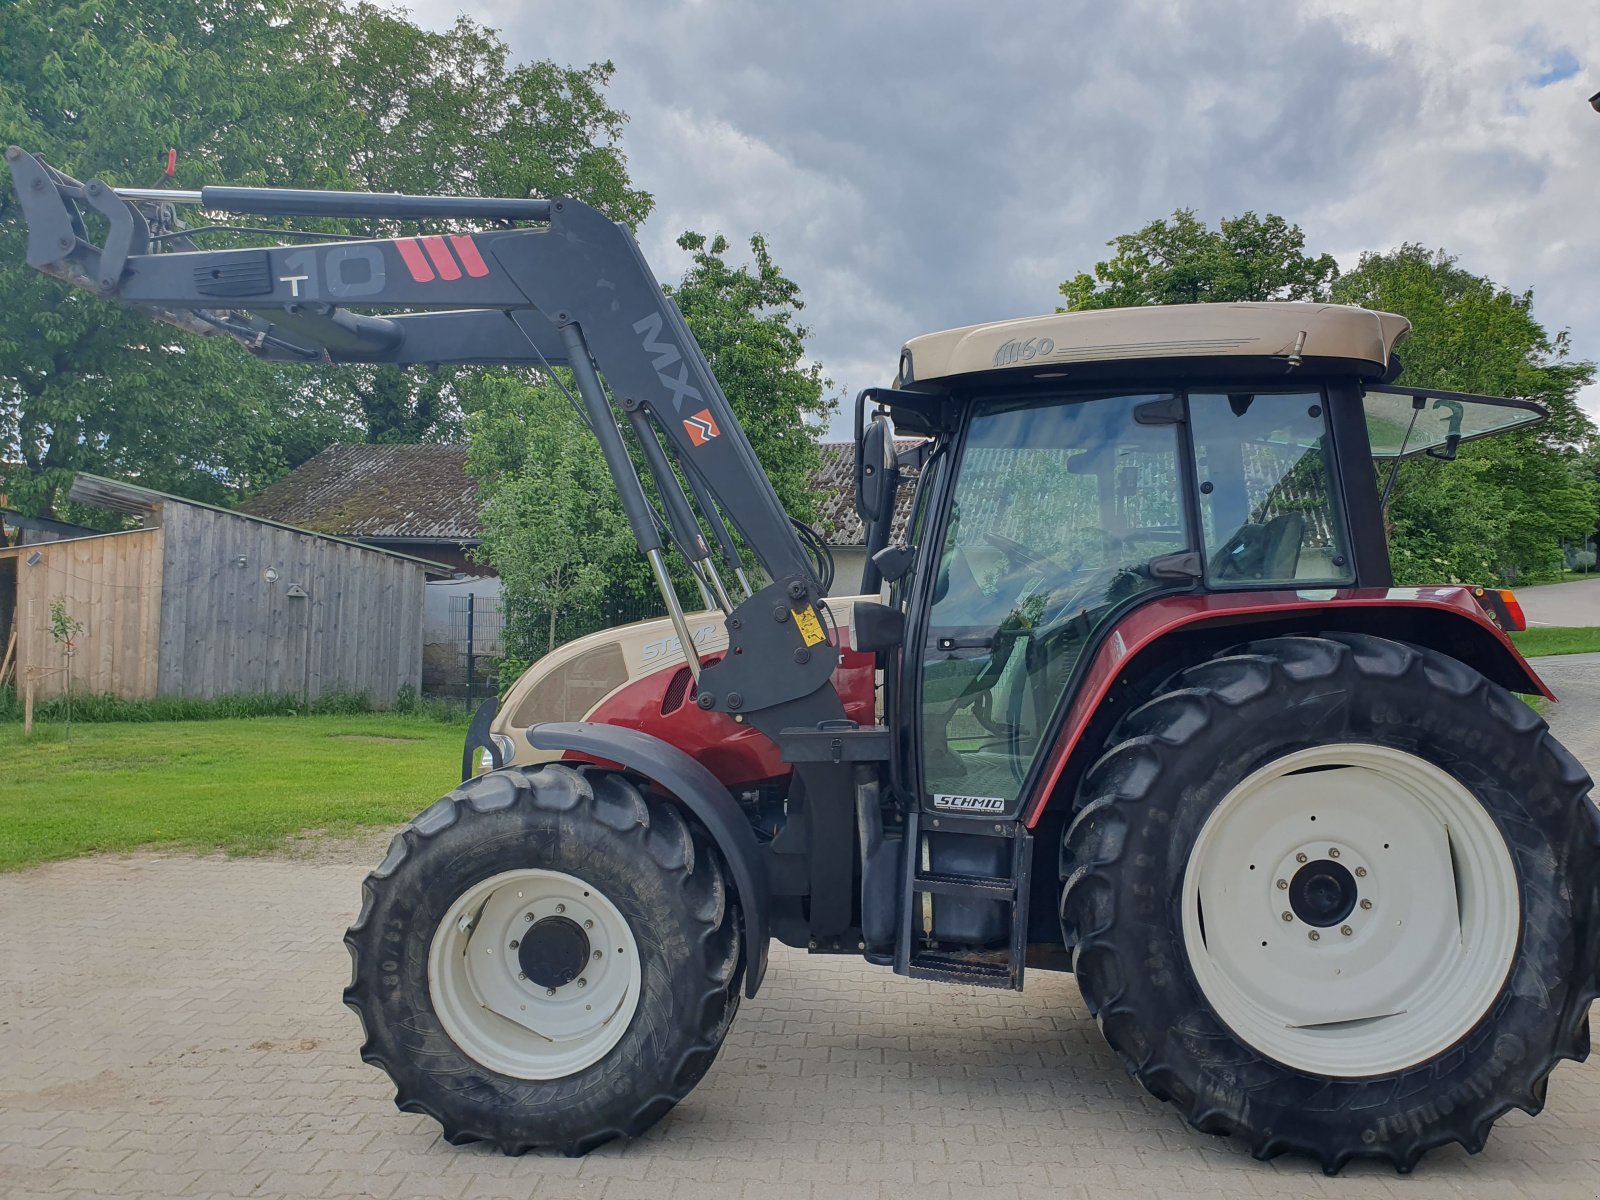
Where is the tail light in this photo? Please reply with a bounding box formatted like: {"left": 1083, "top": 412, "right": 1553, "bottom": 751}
{"left": 1471, "top": 586, "right": 1526, "bottom": 633}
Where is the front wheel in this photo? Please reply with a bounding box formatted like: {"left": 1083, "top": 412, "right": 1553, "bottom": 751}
{"left": 343, "top": 764, "right": 742, "bottom": 1155}
{"left": 1061, "top": 633, "right": 1600, "bottom": 1172}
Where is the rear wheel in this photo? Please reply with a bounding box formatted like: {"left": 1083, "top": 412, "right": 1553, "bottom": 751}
{"left": 1061, "top": 633, "right": 1600, "bottom": 1172}
{"left": 344, "top": 764, "right": 741, "bottom": 1155}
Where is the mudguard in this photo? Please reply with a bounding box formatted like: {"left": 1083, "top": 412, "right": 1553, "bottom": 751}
{"left": 525, "top": 720, "right": 771, "bottom": 997}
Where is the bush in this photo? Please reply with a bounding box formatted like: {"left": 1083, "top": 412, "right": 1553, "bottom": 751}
{"left": 0, "top": 688, "right": 467, "bottom": 726}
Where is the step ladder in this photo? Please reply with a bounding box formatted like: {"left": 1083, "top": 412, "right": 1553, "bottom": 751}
{"left": 894, "top": 810, "right": 1033, "bottom": 990}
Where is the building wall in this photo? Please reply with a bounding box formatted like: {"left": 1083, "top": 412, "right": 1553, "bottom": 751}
{"left": 155, "top": 503, "right": 424, "bottom": 701}
{"left": 1, "top": 529, "right": 164, "bottom": 700}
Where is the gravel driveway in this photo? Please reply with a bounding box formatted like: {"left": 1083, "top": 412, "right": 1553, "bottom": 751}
{"left": 3, "top": 659, "right": 1599, "bottom": 1200}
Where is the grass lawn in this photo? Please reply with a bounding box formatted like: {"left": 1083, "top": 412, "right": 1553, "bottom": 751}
{"left": 1510, "top": 627, "right": 1600, "bottom": 658}
{"left": 0, "top": 714, "right": 465, "bottom": 872}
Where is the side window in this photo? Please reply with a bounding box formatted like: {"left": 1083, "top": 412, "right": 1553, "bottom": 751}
{"left": 1189, "top": 392, "right": 1352, "bottom": 585}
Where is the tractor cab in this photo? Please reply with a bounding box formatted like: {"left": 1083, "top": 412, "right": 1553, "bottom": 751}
{"left": 860, "top": 303, "right": 1543, "bottom": 830}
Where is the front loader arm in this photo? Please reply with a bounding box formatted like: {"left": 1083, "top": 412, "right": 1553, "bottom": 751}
{"left": 6, "top": 146, "right": 844, "bottom": 732}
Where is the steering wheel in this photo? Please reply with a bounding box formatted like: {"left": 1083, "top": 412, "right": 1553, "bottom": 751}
{"left": 984, "top": 530, "right": 1050, "bottom": 569}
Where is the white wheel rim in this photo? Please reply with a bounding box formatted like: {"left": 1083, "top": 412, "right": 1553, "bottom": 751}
{"left": 427, "top": 868, "right": 642, "bottom": 1080}
{"left": 1179, "top": 743, "right": 1519, "bottom": 1077}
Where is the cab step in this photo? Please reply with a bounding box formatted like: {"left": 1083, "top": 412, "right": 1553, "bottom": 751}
{"left": 895, "top": 811, "right": 1033, "bottom": 991}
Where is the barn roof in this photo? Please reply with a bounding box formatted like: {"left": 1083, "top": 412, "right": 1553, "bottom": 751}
{"left": 68, "top": 473, "right": 451, "bottom": 574}
{"left": 241, "top": 443, "right": 480, "bottom": 542}
{"left": 811, "top": 440, "right": 922, "bottom": 548}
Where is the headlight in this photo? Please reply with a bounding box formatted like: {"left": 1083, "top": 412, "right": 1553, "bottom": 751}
{"left": 478, "top": 733, "right": 517, "bottom": 774}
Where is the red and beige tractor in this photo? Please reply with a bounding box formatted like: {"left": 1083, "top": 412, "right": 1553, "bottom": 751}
{"left": 11, "top": 145, "right": 1595, "bottom": 1173}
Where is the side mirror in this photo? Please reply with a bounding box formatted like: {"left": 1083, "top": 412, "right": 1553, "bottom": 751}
{"left": 855, "top": 404, "right": 898, "bottom": 524}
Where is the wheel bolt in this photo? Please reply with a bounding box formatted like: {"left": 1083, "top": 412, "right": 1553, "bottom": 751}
{"left": 578, "top": 978, "right": 587, "bottom": 988}
{"left": 1282, "top": 911, "right": 1294, "bottom": 922}
{"left": 510, "top": 939, "right": 519, "bottom": 949}
{"left": 1296, "top": 853, "right": 1308, "bottom": 864}
{"left": 1360, "top": 899, "right": 1373, "bottom": 910}
{"left": 1308, "top": 930, "right": 1320, "bottom": 941}
{"left": 1276, "top": 879, "right": 1288, "bottom": 890}
{"left": 584, "top": 919, "right": 593, "bottom": 929}
{"left": 593, "top": 950, "right": 602, "bottom": 961}
{"left": 1328, "top": 848, "right": 1340, "bottom": 858}
{"left": 546, "top": 987, "right": 556, "bottom": 997}
{"left": 1341, "top": 925, "right": 1353, "bottom": 937}
{"left": 556, "top": 904, "right": 566, "bottom": 914}
{"left": 518, "top": 971, "right": 527, "bottom": 980}
{"left": 1355, "top": 867, "right": 1367, "bottom": 878}
{"left": 524, "top": 912, "right": 535, "bottom": 923}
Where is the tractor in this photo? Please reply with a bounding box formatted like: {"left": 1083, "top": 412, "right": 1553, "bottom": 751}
{"left": 9, "top": 145, "right": 1596, "bottom": 1173}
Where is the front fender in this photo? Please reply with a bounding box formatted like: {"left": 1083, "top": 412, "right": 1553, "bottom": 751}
{"left": 526, "top": 720, "right": 771, "bottom": 997}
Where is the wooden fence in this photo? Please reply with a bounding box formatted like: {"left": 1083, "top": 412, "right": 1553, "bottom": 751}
{"left": 0, "top": 529, "right": 164, "bottom": 701}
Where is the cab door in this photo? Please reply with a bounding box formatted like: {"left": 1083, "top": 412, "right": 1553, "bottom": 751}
{"left": 911, "top": 392, "right": 1193, "bottom": 818}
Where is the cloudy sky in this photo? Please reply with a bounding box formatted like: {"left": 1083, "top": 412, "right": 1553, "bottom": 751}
{"left": 411, "top": 0, "right": 1599, "bottom": 435}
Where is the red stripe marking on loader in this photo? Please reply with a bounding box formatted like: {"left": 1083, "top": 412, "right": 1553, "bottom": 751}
{"left": 450, "top": 235, "right": 490, "bottom": 278}
{"left": 395, "top": 239, "right": 434, "bottom": 283}
{"left": 420, "top": 236, "right": 462, "bottom": 281}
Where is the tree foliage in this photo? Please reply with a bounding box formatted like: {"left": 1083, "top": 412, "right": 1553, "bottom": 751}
{"left": 470, "top": 232, "right": 835, "bottom": 670}
{"left": 0, "top": 0, "right": 648, "bottom": 519}
{"left": 1332, "top": 245, "right": 1597, "bottom": 583}
{"left": 1059, "top": 209, "right": 1339, "bottom": 311}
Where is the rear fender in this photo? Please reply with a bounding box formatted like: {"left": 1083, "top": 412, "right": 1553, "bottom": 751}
{"left": 1023, "top": 587, "right": 1551, "bottom": 828}
{"left": 525, "top": 720, "right": 770, "bottom": 997}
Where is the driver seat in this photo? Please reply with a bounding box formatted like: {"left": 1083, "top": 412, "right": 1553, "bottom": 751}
{"left": 1210, "top": 512, "right": 1305, "bottom": 582}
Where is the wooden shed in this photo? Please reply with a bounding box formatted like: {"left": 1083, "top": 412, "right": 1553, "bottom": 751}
{"left": 0, "top": 475, "right": 446, "bottom": 702}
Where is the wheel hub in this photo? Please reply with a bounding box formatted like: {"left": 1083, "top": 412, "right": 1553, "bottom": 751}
{"left": 518, "top": 915, "right": 591, "bottom": 989}
{"left": 1288, "top": 858, "right": 1357, "bottom": 928}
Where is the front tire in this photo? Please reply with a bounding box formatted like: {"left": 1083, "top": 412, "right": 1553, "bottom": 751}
{"left": 343, "top": 764, "right": 741, "bottom": 1155}
{"left": 1060, "top": 633, "right": 1600, "bottom": 1172}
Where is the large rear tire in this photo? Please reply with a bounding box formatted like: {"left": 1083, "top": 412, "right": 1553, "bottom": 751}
{"left": 1060, "top": 633, "right": 1600, "bottom": 1172}
{"left": 343, "top": 763, "right": 741, "bottom": 1155}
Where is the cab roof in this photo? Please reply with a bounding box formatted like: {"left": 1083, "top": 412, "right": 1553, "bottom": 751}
{"left": 896, "top": 302, "right": 1411, "bottom": 388}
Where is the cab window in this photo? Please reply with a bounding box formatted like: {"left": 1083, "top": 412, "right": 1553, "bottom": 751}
{"left": 1189, "top": 392, "right": 1352, "bottom": 585}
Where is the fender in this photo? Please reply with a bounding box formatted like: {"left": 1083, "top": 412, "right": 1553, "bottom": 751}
{"left": 1023, "top": 586, "right": 1553, "bottom": 828}
{"left": 526, "top": 720, "right": 770, "bottom": 997}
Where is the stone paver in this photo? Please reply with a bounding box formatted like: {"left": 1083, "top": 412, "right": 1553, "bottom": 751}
{"left": 1534, "top": 652, "right": 1600, "bottom": 769}
{"left": 5, "top": 832, "right": 1600, "bottom": 1200}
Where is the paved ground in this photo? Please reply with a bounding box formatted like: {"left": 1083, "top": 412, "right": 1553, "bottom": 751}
{"left": 1515, "top": 576, "right": 1600, "bottom": 627}
{"left": 1536, "top": 652, "right": 1600, "bottom": 769}
{"left": 3, "top": 664, "right": 1600, "bottom": 1200}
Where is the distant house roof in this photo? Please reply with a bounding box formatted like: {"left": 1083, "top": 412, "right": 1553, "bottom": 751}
{"left": 811, "top": 440, "right": 922, "bottom": 548}
{"left": 69, "top": 473, "right": 451, "bottom": 573}
{"left": 239, "top": 439, "right": 916, "bottom": 555}
{"left": 242, "top": 444, "right": 481, "bottom": 543}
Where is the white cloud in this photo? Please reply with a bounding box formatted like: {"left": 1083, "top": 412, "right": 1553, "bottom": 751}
{"left": 409, "top": 0, "right": 1600, "bottom": 429}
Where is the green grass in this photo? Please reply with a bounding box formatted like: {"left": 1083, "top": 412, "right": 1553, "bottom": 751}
{"left": 1509, "top": 627, "right": 1600, "bottom": 658}
{"left": 0, "top": 714, "right": 466, "bottom": 871}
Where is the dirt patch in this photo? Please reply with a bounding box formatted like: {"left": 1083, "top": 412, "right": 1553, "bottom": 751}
{"left": 329, "top": 734, "right": 424, "bottom": 744}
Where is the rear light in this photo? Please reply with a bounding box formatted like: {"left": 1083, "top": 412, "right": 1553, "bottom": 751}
{"left": 1470, "top": 586, "right": 1526, "bottom": 633}
{"left": 1495, "top": 589, "right": 1526, "bottom": 632}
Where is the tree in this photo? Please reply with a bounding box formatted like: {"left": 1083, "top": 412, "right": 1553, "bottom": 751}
{"left": 1332, "top": 245, "right": 1597, "bottom": 584}
{"left": 471, "top": 231, "right": 836, "bottom": 667}
{"left": 666, "top": 232, "right": 834, "bottom": 521}
{"left": 1059, "top": 209, "right": 1339, "bottom": 311}
{"left": 0, "top": 0, "right": 649, "bottom": 521}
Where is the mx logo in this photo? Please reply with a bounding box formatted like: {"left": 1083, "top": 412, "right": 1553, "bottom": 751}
{"left": 683, "top": 409, "right": 720, "bottom": 447}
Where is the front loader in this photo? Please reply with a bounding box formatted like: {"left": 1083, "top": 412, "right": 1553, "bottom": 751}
{"left": 10, "top": 145, "right": 1597, "bottom": 1174}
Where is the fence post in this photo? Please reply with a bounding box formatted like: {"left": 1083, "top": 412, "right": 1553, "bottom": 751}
{"left": 465, "top": 592, "right": 476, "bottom": 703}
{"left": 23, "top": 673, "right": 34, "bottom": 737}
